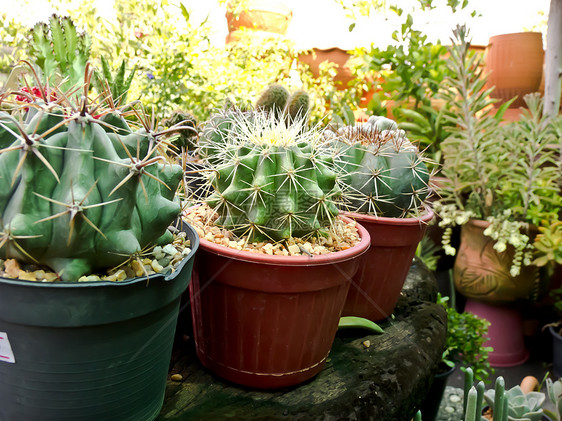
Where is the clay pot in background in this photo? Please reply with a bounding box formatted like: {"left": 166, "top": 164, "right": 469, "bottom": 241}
{"left": 484, "top": 32, "right": 544, "bottom": 108}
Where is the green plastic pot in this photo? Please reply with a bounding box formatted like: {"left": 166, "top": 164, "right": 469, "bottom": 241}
{"left": 0, "top": 222, "right": 199, "bottom": 421}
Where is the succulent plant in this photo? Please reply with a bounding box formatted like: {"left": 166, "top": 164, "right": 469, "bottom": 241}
{"left": 484, "top": 385, "right": 545, "bottom": 421}
{"left": 0, "top": 71, "right": 184, "bottom": 282}
{"left": 92, "top": 56, "right": 136, "bottom": 108}
{"left": 255, "top": 84, "right": 311, "bottom": 124}
{"left": 29, "top": 14, "right": 91, "bottom": 92}
{"left": 546, "top": 378, "right": 562, "bottom": 421}
{"left": 332, "top": 115, "right": 432, "bottom": 218}
{"left": 256, "top": 83, "right": 290, "bottom": 119}
{"left": 199, "top": 107, "right": 341, "bottom": 241}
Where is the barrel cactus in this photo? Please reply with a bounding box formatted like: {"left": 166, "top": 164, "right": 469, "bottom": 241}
{"left": 199, "top": 108, "right": 341, "bottom": 241}
{"left": 333, "top": 115, "right": 432, "bottom": 218}
{"left": 255, "top": 84, "right": 311, "bottom": 124}
{"left": 0, "top": 86, "right": 184, "bottom": 281}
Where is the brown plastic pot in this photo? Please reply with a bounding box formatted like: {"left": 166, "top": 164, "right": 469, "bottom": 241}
{"left": 189, "top": 216, "right": 370, "bottom": 389}
{"left": 485, "top": 32, "right": 544, "bottom": 108}
{"left": 341, "top": 209, "right": 434, "bottom": 321}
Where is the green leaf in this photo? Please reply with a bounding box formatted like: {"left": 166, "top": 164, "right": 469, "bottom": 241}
{"left": 348, "top": 22, "right": 356, "bottom": 32}
{"left": 179, "top": 2, "right": 190, "bottom": 23}
{"left": 338, "top": 316, "right": 384, "bottom": 333}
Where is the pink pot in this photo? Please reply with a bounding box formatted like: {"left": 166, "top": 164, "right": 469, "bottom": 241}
{"left": 189, "top": 217, "right": 370, "bottom": 389}
{"left": 341, "top": 209, "right": 434, "bottom": 321}
{"left": 465, "top": 299, "right": 529, "bottom": 367}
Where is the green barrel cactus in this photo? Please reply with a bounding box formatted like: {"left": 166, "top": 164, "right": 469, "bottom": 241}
{"left": 199, "top": 108, "right": 341, "bottom": 241}
{"left": 255, "top": 84, "right": 290, "bottom": 120}
{"left": 333, "top": 115, "right": 431, "bottom": 218}
{"left": 255, "top": 84, "right": 311, "bottom": 124}
{"left": 0, "top": 92, "right": 183, "bottom": 281}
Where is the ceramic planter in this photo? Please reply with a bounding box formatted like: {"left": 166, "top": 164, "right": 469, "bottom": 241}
{"left": 464, "top": 299, "right": 529, "bottom": 367}
{"left": 189, "top": 217, "right": 370, "bottom": 389}
{"left": 550, "top": 326, "right": 562, "bottom": 378}
{"left": 454, "top": 219, "right": 540, "bottom": 304}
{"left": 485, "top": 32, "right": 544, "bottom": 108}
{"left": 341, "top": 209, "right": 434, "bottom": 321}
{"left": 0, "top": 223, "right": 199, "bottom": 421}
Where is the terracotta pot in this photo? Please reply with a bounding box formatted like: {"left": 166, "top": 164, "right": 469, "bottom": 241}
{"left": 341, "top": 209, "right": 434, "bottom": 321}
{"left": 454, "top": 219, "right": 539, "bottom": 304}
{"left": 225, "top": 0, "right": 292, "bottom": 36}
{"left": 465, "top": 299, "right": 529, "bottom": 367}
{"left": 298, "top": 47, "right": 354, "bottom": 90}
{"left": 485, "top": 32, "right": 544, "bottom": 108}
{"left": 189, "top": 217, "right": 370, "bottom": 389}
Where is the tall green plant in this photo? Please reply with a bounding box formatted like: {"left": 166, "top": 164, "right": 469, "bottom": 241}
{"left": 435, "top": 25, "right": 562, "bottom": 277}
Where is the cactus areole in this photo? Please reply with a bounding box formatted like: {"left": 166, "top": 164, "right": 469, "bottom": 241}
{"left": 200, "top": 109, "right": 341, "bottom": 242}
{"left": 0, "top": 98, "right": 183, "bottom": 281}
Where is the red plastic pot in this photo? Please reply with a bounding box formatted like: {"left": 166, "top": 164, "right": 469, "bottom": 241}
{"left": 189, "top": 217, "right": 370, "bottom": 389}
{"left": 341, "top": 209, "right": 434, "bottom": 321}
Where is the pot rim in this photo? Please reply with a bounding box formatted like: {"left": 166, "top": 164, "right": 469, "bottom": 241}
{"left": 196, "top": 215, "right": 370, "bottom": 267}
{"left": 342, "top": 206, "right": 434, "bottom": 227}
{"left": 0, "top": 221, "right": 200, "bottom": 289}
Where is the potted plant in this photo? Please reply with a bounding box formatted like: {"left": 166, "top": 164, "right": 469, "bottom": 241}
{"left": 0, "top": 64, "right": 199, "bottom": 420}
{"left": 462, "top": 368, "right": 558, "bottom": 421}
{"left": 183, "top": 106, "right": 370, "bottom": 389}
{"left": 419, "top": 293, "right": 494, "bottom": 421}
{"left": 434, "top": 25, "right": 562, "bottom": 366}
{"left": 325, "top": 114, "right": 434, "bottom": 321}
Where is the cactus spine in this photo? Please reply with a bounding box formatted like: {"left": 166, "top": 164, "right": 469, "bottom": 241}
{"left": 0, "top": 83, "right": 183, "bottom": 281}
{"left": 199, "top": 108, "right": 340, "bottom": 241}
{"left": 334, "top": 115, "right": 431, "bottom": 217}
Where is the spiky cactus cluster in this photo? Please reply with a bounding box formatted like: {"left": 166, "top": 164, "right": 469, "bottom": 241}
{"left": 255, "top": 84, "right": 311, "bottom": 124}
{"left": 199, "top": 108, "right": 340, "bottom": 241}
{"left": 0, "top": 87, "right": 184, "bottom": 281}
{"left": 333, "top": 115, "right": 431, "bottom": 218}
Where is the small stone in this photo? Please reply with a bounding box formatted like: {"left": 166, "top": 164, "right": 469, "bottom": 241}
{"left": 43, "top": 272, "right": 59, "bottom": 282}
{"left": 287, "top": 244, "right": 300, "bottom": 255}
{"left": 34, "top": 270, "right": 46, "bottom": 280}
{"left": 449, "top": 395, "right": 461, "bottom": 403}
{"left": 162, "top": 244, "right": 178, "bottom": 255}
{"left": 171, "top": 374, "right": 183, "bottom": 381}
{"left": 4, "top": 259, "right": 20, "bottom": 278}
{"left": 158, "top": 257, "right": 171, "bottom": 268}
{"left": 151, "top": 260, "right": 164, "bottom": 273}
{"left": 362, "top": 340, "right": 371, "bottom": 348}
{"left": 18, "top": 270, "right": 36, "bottom": 282}
{"left": 132, "top": 260, "right": 145, "bottom": 277}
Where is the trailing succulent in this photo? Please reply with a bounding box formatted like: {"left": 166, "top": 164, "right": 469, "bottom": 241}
{"left": 0, "top": 73, "right": 184, "bottom": 282}
{"left": 330, "top": 115, "right": 432, "bottom": 218}
{"left": 198, "top": 107, "right": 341, "bottom": 241}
